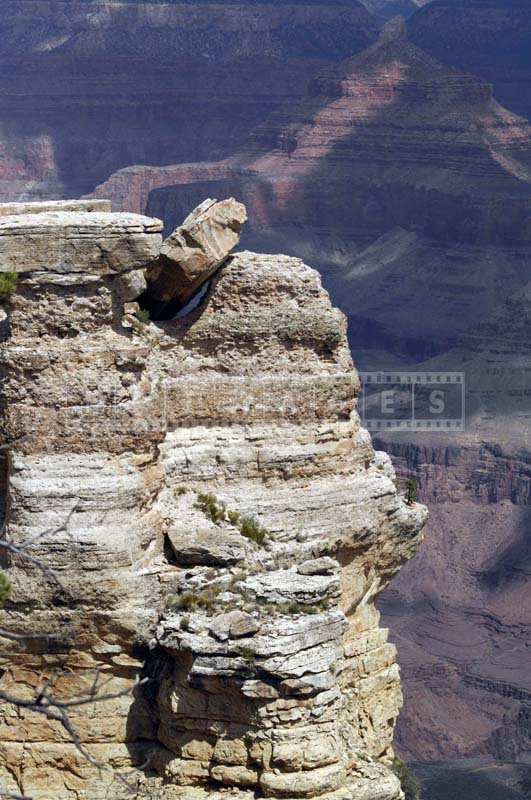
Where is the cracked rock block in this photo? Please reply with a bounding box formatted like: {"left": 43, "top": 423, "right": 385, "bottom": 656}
{"left": 0, "top": 200, "right": 427, "bottom": 800}
{"left": 146, "top": 197, "right": 247, "bottom": 313}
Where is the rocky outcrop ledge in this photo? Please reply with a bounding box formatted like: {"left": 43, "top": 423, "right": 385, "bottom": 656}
{"left": 0, "top": 200, "right": 427, "bottom": 799}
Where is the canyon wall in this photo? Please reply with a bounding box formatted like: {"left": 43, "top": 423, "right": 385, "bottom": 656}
{"left": 409, "top": 0, "right": 531, "bottom": 121}
{"left": 0, "top": 0, "right": 378, "bottom": 201}
{"left": 377, "top": 436, "right": 530, "bottom": 761}
{"left": 0, "top": 201, "right": 427, "bottom": 799}
{"left": 94, "top": 21, "right": 531, "bottom": 250}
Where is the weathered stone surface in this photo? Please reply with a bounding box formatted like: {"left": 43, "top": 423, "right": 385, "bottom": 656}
{"left": 209, "top": 611, "right": 259, "bottom": 641}
{"left": 146, "top": 197, "right": 247, "bottom": 312}
{"left": 298, "top": 557, "right": 340, "bottom": 576}
{"left": 244, "top": 571, "right": 340, "bottom": 606}
{"left": 0, "top": 199, "right": 112, "bottom": 217}
{"left": 0, "top": 203, "right": 427, "bottom": 799}
{"left": 260, "top": 762, "right": 346, "bottom": 798}
{"left": 0, "top": 204, "right": 162, "bottom": 275}
{"left": 119, "top": 268, "right": 148, "bottom": 301}
{"left": 166, "top": 527, "right": 249, "bottom": 567}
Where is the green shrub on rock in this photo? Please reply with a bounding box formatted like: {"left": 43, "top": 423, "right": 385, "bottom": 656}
{"left": 0, "top": 572, "right": 11, "bottom": 606}
{"left": 239, "top": 516, "right": 266, "bottom": 545}
{"left": 135, "top": 308, "right": 151, "bottom": 325}
{"left": 0, "top": 272, "right": 18, "bottom": 306}
{"left": 194, "top": 492, "right": 226, "bottom": 523}
{"left": 405, "top": 478, "right": 418, "bottom": 506}
{"left": 392, "top": 757, "right": 421, "bottom": 800}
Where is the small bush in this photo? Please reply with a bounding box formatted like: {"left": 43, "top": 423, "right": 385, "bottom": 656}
{"left": 163, "top": 593, "right": 179, "bottom": 610}
{"left": 404, "top": 478, "right": 418, "bottom": 506}
{"left": 135, "top": 308, "right": 151, "bottom": 325}
{"left": 177, "top": 592, "right": 197, "bottom": 611}
{"left": 195, "top": 492, "right": 226, "bottom": 524}
{"left": 229, "top": 571, "right": 247, "bottom": 588}
{"left": 392, "top": 757, "right": 421, "bottom": 800}
{"left": 174, "top": 486, "right": 187, "bottom": 497}
{"left": 196, "top": 584, "right": 222, "bottom": 611}
{"left": 179, "top": 615, "right": 190, "bottom": 631}
{"left": 193, "top": 491, "right": 268, "bottom": 546}
{"left": 239, "top": 517, "right": 266, "bottom": 546}
{"left": 0, "top": 573, "right": 11, "bottom": 607}
{"left": 287, "top": 601, "right": 301, "bottom": 615}
{"left": 0, "top": 272, "right": 18, "bottom": 306}
{"left": 227, "top": 510, "right": 241, "bottom": 526}
{"left": 240, "top": 646, "right": 255, "bottom": 665}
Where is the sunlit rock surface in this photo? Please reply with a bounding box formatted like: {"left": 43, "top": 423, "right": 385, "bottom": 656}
{"left": 0, "top": 201, "right": 426, "bottom": 798}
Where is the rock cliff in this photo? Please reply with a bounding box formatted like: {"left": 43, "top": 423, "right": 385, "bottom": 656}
{"left": 85, "top": 22, "right": 531, "bottom": 766}
{"left": 0, "top": 200, "right": 427, "bottom": 799}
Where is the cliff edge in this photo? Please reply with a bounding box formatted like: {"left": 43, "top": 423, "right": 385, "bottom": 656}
{"left": 0, "top": 200, "right": 427, "bottom": 799}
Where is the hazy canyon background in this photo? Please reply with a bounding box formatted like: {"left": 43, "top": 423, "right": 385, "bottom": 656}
{"left": 1, "top": 0, "right": 529, "bottom": 794}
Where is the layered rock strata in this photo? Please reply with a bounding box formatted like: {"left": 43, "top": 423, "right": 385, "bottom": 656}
{"left": 93, "top": 20, "right": 531, "bottom": 250}
{"left": 0, "top": 0, "right": 379, "bottom": 201}
{"left": 0, "top": 201, "right": 427, "bottom": 799}
{"left": 410, "top": 0, "right": 531, "bottom": 121}
{"left": 378, "top": 435, "right": 530, "bottom": 761}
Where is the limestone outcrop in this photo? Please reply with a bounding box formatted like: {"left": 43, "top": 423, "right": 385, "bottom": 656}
{"left": 0, "top": 200, "right": 427, "bottom": 799}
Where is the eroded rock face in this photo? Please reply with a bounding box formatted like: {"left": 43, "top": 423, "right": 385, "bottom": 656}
{"left": 0, "top": 201, "right": 427, "bottom": 799}
{"left": 93, "top": 24, "right": 531, "bottom": 250}
{"left": 410, "top": 0, "right": 531, "bottom": 121}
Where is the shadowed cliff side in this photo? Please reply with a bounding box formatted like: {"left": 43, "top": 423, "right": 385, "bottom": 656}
{"left": 0, "top": 0, "right": 379, "bottom": 201}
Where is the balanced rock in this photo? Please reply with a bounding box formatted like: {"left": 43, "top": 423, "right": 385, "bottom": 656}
{"left": 145, "top": 197, "right": 247, "bottom": 314}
